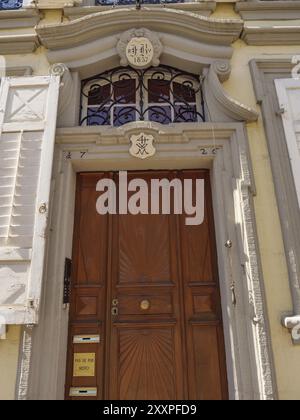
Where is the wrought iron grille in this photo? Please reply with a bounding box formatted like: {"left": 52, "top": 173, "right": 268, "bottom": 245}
{"left": 0, "top": 0, "right": 23, "bottom": 9}
{"left": 96, "top": 0, "right": 184, "bottom": 5}
{"left": 80, "top": 65, "right": 205, "bottom": 127}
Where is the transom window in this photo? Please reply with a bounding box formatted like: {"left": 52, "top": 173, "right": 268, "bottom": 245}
{"left": 80, "top": 66, "right": 205, "bottom": 127}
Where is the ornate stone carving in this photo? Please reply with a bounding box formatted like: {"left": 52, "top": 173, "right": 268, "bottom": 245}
{"left": 117, "top": 28, "right": 163, "bottom": 69}
{"left": 203, "top": 62, "right": 258, "bottom": 123}
{"left": 129, "top": 133, "right": 156, "bottom": 159}
{"left": 17, "top": 325, "right": 34, "bottom": 400}
{"left": 49, "top": 63, "right": 69, "bottom": 77}
{"left": 211, "top": 60, "right": 231, "bottom": 83}
{"left": 49, "top": 63, "right": 74, "bottom": 118}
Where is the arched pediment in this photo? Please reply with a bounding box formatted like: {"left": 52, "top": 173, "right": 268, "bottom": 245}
{"left": 38, "top": 8, "right": 243, "bottom": 77}
{"left": 38, "top": 8, "right": 243, "bottom": 50}
{"left": 44, "top": 9, "right": 257, "bottom": 124}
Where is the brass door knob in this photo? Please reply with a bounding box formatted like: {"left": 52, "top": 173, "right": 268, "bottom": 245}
{"left": 140, "top": 299, "right": 151, "bottom": 311}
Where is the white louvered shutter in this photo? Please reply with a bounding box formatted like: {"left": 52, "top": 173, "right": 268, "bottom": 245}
{"left": 275, "top": 79, "right": 300, "bottom": 208}
{"left": 0, "top": 76, "right": 60, "bottom": 326}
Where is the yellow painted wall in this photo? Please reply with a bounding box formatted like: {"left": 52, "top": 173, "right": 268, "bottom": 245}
{"left": 0, "top": 326, "right": 21, "bottom": 400}
{"left": 0, "top": 2, "right": 299, "bottom": 400}
{"left": 211, "top": 4, "right": 300, "bottom": 401}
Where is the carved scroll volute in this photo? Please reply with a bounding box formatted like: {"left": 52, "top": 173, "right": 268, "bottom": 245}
{"left": 203, "top": 59, "right": 258, "bottom": 123}
{"left": 211, "top": 60, "right": 231, "bottom": 83}
{"left": 49, "top": 63, "right": 74, "bottom": 119}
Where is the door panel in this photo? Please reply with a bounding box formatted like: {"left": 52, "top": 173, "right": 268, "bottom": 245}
{"left": 66, "top": 173, "right": 110, "bottom": 400}
{"left": 191, "top": 325, "right": 225, "bottom": 400}
{"left": 116, "top": 325, "right": 178, "bottom": 400}
{"left": 109, "top": 172, "right": 185, "bottom": 399}
{"left": 73, "top": 173, "right": 109, "bottom": 285}
{"left": 178, "top": 171, "right": 227, "bottom": 400}
{"left": 118, "top": 214, "right": 171, "bottom": 284}
{"left": 65, "top": 170, "right": 228, "bottom": 400}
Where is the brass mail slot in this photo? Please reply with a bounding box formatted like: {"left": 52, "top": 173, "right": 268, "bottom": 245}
{"left": 69, "top": 387, "right": 97, "bottom": 397}
{"left": 73, "top": 335, "right": 100, "bottom": 344}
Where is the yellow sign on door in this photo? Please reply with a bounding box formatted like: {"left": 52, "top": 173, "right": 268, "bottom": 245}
{"left": 73, "top": 353, "right": 96, "bottom": 377}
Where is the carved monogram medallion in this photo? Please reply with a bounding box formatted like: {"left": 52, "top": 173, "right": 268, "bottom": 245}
{"left": 129, "top": 133, "right": 156, "bottom": 159}
{"left": 126, "top": 37, "right": 154, "bottom": 68}
{"left": 117, "top": 28, "right": 163, "bottom": 69}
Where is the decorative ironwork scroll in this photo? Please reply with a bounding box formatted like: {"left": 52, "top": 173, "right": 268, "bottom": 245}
{"left": 80, "top": 65, "right": 205, "bottom": 127}
{"left": 0, "top": 0, "right": 23, "bottom": 9}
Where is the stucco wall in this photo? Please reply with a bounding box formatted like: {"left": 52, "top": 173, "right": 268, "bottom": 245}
{"left": 0, "top": 326, "right": 20, "bottom": 400}
{"left": 211, "top": 5, "right": 300, "bottom": 400}
{"left": 225, "top": 42, "right": 300, "bottom": 400}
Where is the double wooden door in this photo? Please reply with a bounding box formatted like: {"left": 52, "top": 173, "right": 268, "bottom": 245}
{"left": 65, "top": 170, "right": 228, "bottom": 400}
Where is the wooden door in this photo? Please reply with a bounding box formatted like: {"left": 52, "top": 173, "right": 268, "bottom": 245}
{"left": 65, "top": 170, "right": 228, "bottom": 400}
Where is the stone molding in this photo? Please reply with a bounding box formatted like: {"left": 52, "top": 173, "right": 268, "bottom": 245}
{"left": 23, "top": 121, "right": 277, "bottom": 399}
{"left": 250, "top": 58, "right": 300, "bottom": 344}
{"left": 6, "top": 66, "right": 33, "bottom": 76}
{"left": 2, "top": 3, "right": 300, "bottom": 52}
{"left": 236, "top": 0, "right": 300, "bottom": 46}
{"left": 204, "top": 61, "right": 258, "bottom": 123}
{"left": 49, "top": 63, "right": 80, "bottom": 127}
{"left": 242, "top": 22, "right": 300, "bottom": 46}
{"left": 0, "top": 9, "right": 40, "bottom": 29}
{"left": 16, "top": 325, "right": 34, "bottom": 400}
{"left": 236, "top": 1, "right": 300, "bottom": 20}
{"left": 36, "top": 8, "right": 243, "bottom": 50}
{"left": 0, "top": 8, "right": 40, "bottom": 53}
{"left": 44, "top": 33, "right": 234, "bottom": 80}
{"left": 0, "top": 33, "right": 39, "bottom": 54}
{"left": 63, "top": 2, "right": 217, "bottom": 20}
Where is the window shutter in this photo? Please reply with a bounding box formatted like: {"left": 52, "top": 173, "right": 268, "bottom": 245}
{"left": 0, "top": 75, "right": 60, "bottom": 326}
{"left": 275, "top": 78, "right": 300, "bottom": 208}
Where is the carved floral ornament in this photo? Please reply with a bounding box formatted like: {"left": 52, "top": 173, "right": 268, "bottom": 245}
{"left": 117, "top": 29, "right": 163, "bottom": 69}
